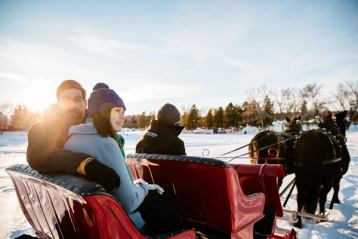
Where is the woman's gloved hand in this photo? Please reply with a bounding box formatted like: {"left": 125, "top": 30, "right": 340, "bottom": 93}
{"left": 147, "top": 184, "right": 165, "bottom": 195}
{"left": 133, "top": 178, "right": 148, "bottom": 186}
{"left": 133, "top": 179, "right": 164, "bottom": 195}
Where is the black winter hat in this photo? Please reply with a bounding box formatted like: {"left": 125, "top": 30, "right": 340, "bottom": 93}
{"left": 93, "top": 82, "right": 109, "bottom": 91}
{"left": 157, "top": 103, "right": 181, "bottom": 125}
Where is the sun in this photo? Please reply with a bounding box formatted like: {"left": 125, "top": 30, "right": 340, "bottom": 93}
{"left": 27, "top": 99, "right": 50, "bottom": 113}
{"left": 19, "top": 83, "right": 57, "bottom": 113}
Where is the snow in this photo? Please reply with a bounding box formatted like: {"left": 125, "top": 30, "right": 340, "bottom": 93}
{"left": 0, "top": 130, "right": 357, "bottom": 238}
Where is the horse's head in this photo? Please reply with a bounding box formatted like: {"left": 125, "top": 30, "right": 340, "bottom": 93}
{"left": 319, "top": 111, "right": 337, "bottom": 132}
{"left": 284, "top": 116, "right": 302, "bottom": 133}
{"left": 335, "top": 110, "right": 348, "bottom": 137}
{"left": 319, "top": 110, "right": 348, "bottom": 137}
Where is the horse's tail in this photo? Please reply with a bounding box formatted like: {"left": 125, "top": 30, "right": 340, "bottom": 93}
{"left": 340, "top": 143, "right": 351, "bottom": 175}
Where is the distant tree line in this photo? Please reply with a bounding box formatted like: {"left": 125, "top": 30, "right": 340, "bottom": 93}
{"left": 0, "top": 105, "right": 40, "bottom": 132}
{"left": 1, "top": 81, "right": 357, "bottom": 131}
{"left": 181, "top": 82, "right": 358, "bottom": 130}
{"left": 123, "top": 112, "right": 155, "bottom": 129}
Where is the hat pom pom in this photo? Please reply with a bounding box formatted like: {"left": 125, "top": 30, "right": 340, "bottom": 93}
{"left": 93, "top": 82, "right": 109, "bottom": 91}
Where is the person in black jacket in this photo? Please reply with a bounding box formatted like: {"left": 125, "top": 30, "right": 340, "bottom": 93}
{"left": 136, "top": 103, "right": 186, "bottom": 155}
{"left": 26, "top": 80, "right": 120, "bottom": 191}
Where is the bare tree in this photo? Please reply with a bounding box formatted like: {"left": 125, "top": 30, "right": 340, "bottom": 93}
{"left": 246, "top": 87, "right": 269, "bottom": 127}
{"left": 246, "top": 86, "right": 269, "bottom": 103}
{"left": 281, "top": 87, "right": 300, "bottom": 115}
{"left": 334, "top": 83, "right": 350, "bottom": 110}
{"left": 271, "top": 90, "right": 284, "bottom": 115}
{"left": 339, "top": 81, "right": 358, "bottom": 121}
{"left": 242, "top": 100, "right": 261, "bottom": 127}
{"left": 346, "top": 81, "right": 358, "bottom": 111}
{"left": 300, "top": 83, "right": 325, "bottom": 116}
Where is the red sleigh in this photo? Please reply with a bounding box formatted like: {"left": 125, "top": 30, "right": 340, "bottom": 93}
{"left": 6, "top": 153, "right": 296, "bottom": 239}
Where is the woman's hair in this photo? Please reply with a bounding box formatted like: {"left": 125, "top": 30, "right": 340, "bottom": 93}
{"left": 93, "top": 108, "right": 122, "bottom": 147}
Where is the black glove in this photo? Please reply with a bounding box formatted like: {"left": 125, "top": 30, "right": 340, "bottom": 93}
{"left": 85, "top": 159, "right": 120, "bottom": 192}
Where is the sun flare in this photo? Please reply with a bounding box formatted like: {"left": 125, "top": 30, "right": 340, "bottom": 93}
{"left": 18, "top": 83, "right": 57, "bottom": 113}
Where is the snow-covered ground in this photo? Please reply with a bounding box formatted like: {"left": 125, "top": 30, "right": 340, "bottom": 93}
{"left": 0, "top": 129, "right": 357, "bottom": 238}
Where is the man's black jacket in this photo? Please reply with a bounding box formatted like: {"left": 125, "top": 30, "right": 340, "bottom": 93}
{"left": 136, "top": 120, "right": 186, "bottom": 155}
{"left": 27, "top": 105, "right": 89, "bottom": 174}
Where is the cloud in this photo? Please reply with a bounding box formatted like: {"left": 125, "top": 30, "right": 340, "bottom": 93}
{"left": 1, "top": 0, "right": 357, "bottom": 114}
{"left": 117, "top": 79, "right": 203, "bottom": 114}
{"left": 67, "top": 28, "right": 154, "bottom": 58}
{"left": 0, "top": 71, "right": 29, "bottom": 83}
{"left": 0, "top": 38, "right": 74, "bottom": 79}
{"left": 221, "top": 56, "right": 253, "bottom": 69}
{"left": 121, "top": 79, "right": 200, "bottom": 102}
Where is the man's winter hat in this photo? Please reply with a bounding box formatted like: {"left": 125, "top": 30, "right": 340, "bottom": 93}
{"left": 157, "top": 103, "right": 181, "bottom": 125}
{"left": 56, "top": 80, "right": 86, "bottom": 100}
{"left": 87, "top": 83, "right": 126, "bottom": 117}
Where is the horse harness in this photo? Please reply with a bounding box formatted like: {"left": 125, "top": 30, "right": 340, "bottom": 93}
{"left": 293, "top": 129, "right": 344, "bottom": 167}
{"left": 254, "top": 131, "right": 295, "bottom": 165}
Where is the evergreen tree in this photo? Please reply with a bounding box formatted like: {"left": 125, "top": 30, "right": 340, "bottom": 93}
{"left": 242, "top": 101, "right": 260, "bottom": 126}
{"left": 214, "top": 107, "right": 224, "bottom": 128}
{"left": 124, "top": 115, "right": 137, "bottom": 128}
{"left": 236, "top": 105, "right": 244, "bottom": 127}
{"left": 182, "top": 111, "right": 188, "bottom": 128}
{"left": 262, "top": 95, "right": 274, "bottom": 127}
{"left": 185, "top": 104, "right": 200, "bottom": 130}
{"left": 137, "top": 112, "right": 147, "bottom": 128}
{"left": 224, "top": 102, "right": 239, "bottom": 128}
{"left": 205, "top": 109, "right": 214, "bottom": 128}
{"left": 0, "top": 112, "right": 9, "bottom": 131}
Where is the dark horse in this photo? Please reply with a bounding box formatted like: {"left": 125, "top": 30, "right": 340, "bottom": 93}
{"left": 292, "top": 111, "right": 350, "bottom": 228}
{"left": 247, "top": 119, "right": 300, "bottom": 236}
{"left": 333, "top": 112, "right": 351, "bottom": 203}
{"left": 318, "top": 111, "right": 351, "bottom": 205}
{"left": 248, "top": 116, "right": 301, "bottom": 176}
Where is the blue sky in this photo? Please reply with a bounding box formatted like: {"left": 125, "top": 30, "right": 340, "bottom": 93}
{"left": 0, "top": 0, "right": 357, "bottom": 114}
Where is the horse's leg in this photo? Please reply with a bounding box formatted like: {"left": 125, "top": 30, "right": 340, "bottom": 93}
{"left": 304, "top": 173, "right": 321, "bottom": 217}
{"left": 305, "top": 186, "right": 320, "bottom": 215}
{"left": 330, "top": 166, "right": 343, "bottom": 209}
{"left": 294, "top": 172, "right": 304, "bottom": 228}
{"left": 294, "top": 193, "right": 303, "bottom": 228}
{"left": 332, "top": 177, "right": 341, "bottom": 204}
{"left": 319, "top": 182, "right": 332, "bottom": 216}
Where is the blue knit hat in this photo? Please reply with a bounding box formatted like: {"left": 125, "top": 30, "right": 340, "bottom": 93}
{"left": 87, "top": 83, "right": 126, "bottom": 117}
